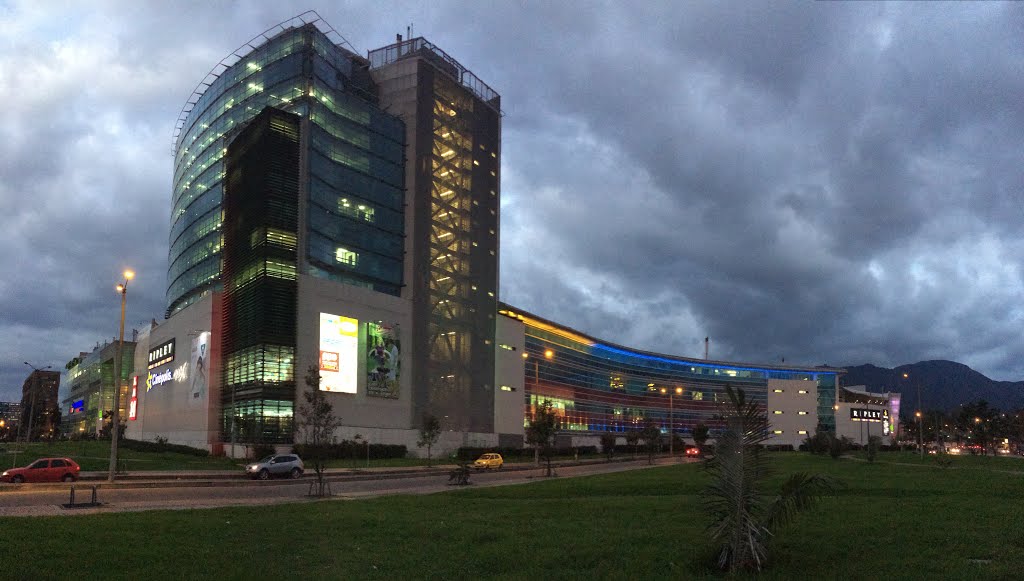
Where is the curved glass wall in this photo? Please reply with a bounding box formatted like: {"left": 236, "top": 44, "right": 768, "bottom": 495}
{"left": 502, "top": 309, "right": 840, "bottom": 438}
{"left": 169, "top": 22, "right": 405, "bottom": 315}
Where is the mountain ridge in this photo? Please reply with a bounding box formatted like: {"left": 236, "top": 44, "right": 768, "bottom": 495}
{"left": 840, "top": 359, "right": 1024, "bottom": 413}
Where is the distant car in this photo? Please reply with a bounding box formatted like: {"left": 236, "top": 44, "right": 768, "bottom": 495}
{"left": 684, "top": 447, "right": 700, "bottom": 457}
{"left": 2, "top": 458, "right": 80, "bottom": 483}
{"left": 245, "top": 454, "right": 304, "bottom": 480}
{"left": 472, "top": 453, "right": 503, "bottom": 470}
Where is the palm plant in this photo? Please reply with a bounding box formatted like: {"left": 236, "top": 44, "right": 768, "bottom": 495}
{"left": 702, "top": 384, "right": 838, "bottom": 572}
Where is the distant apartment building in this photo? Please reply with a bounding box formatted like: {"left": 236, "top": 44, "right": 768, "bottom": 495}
{"left": 21, "top": 369, "right": 61, "bottom": 439}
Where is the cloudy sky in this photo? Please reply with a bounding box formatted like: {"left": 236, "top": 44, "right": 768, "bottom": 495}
{"left": 2, "top": 1, "right": 1023, "bottom": 402}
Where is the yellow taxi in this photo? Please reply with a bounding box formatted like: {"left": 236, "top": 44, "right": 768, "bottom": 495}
{"left": 472, "top": 453, "right": 504, "bottom": 470}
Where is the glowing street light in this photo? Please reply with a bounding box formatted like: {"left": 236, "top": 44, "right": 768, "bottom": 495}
{"left": 660, "top": 386, "right": 684, "bottom": 457}
{"left": 108, "top": 269, "right": 134, "bottom": 483}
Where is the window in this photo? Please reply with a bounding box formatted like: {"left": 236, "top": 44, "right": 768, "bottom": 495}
{"left": 500, "top": 385, "right": 516, "bottom": 392}
{"left": 335, "top": 247, "right": 358, "bottom": 266}
{"left": 798, "top": 390, "right": 808, "bottom": 394}
{"left": 798, "top": 430, "right": 808, "bottom": 435}
{"left": 772, "top": 389, "right": 784, "bottom": 393}
{"left": 773, "top": 410, "right": 784, "bottom": 415}
{"left": 29, "top": 460, "right": 48, "bottom": 469}
{"left": 51, "top": 459, "right": 66, "bottom": 468}
{"left": 798, "top": 411, "right": 808, "bottom": 415}
{"left": 773, "top": 430, "right": 784, "bottom": 435}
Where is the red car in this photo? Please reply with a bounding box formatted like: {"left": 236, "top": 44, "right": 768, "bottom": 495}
{"left": 2, "top": 457, "right": 80, "bottom": 483}
{"left": 685, "top": 447, "right": 701, "bottom": 457}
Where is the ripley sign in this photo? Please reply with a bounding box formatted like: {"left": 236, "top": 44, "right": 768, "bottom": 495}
{"left": 148, "top": 339, "right": 176, "bottom": 370}
{"left": 850, "top": 408, "right": 889, "bottom": 422}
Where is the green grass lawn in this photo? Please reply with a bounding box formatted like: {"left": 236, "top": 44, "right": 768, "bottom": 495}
{"left": 0, "top": 441, "right": 241, "bottom": 472}
{"left": 2, "top": 452, "right": 1023, "bottom": 579}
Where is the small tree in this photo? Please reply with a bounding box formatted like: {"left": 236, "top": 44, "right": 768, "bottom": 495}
{"left": 692, "top": 422, "right": 710, "bottom": 458}
{"left": 297, "top": 365, "right": 342, "bottom": 497}
{"left": 639, "top": 420, "right": 661, "bottom": 465}
{"left": 703, "top": 385, "right": 838, "bottom": 572}
{"left": 599, "top": 432, "right": 617, "bottom": 461}
{"left": 625, "top": 429, "right": 641, "bottom": 458}
{"left": 526, "top": 400, "right": 559, "bottom": 477}
{"left": 417, "top": 414, "right": 442, "bottom": 467}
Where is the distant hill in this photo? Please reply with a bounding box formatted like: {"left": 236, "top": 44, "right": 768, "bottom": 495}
{"left": 841, "top": 360, "right": 1024, "bottom": 413}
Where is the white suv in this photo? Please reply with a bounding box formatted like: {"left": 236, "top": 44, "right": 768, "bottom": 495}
{"left": 245, "top": 454, "right": 304, "bottom": 480}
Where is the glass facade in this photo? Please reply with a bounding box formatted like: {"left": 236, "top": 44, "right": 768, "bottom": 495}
{"left": 60, "top": 342, "right": 136, "bottom": 436}
{"left": 172, "top": 20, "right": 405, "bottom": 443}
{"left": 501, "top": 308, "right": 841, "bottom": 438}
{"left": 169, "top": 22, "right": 405, "bottom": 315}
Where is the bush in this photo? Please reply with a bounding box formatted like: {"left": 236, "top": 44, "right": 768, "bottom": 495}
{"left": 120, "top": 438, "right": 209, "bottom": 457}
{"left": 291, "top": 440, "right": 407, "bottom": 461}
{"left": 866, "top": 435, "right": 881, "bottom": 462}
{"left": 829, "top": 435, "right": 853, "bottom": 459}
{"left": 803, "top": 430, "right": 831, "bottom": 455}
{"left": 250, "top": 443, "right": 276, "bottom": 460}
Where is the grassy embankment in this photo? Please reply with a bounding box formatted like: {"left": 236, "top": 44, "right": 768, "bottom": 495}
{"left": 2, "top": 452, "right": 1023, "bottom": 579}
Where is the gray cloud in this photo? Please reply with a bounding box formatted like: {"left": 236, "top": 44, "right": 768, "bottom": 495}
{"left": 3, "top": 1, "right": 1024, "bottom": 404}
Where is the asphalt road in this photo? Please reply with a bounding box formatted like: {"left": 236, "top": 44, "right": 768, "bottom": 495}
{"left": 0, "top": 457, "right": 689, "bottom": 517}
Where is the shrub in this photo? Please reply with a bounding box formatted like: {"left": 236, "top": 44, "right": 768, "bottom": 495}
{"left": 120, "top": 438, "right": 209, "bottom": 457}
{"left": 250, "top": 442, "right": 276, "bottom": 460}
{"left": 866, "top": 435, "right": 881, "bottom": 462}
{"left": 291, "top": 441, "right": 407, "bottom": 461}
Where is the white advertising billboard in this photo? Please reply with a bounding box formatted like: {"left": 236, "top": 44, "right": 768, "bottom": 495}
{"left": 320, "top": 313, "right": 358, "bottom": 393}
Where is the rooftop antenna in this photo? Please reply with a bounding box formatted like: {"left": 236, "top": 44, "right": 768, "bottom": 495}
{"left": 704, "top": 337, "right": 709, "bottom": 360}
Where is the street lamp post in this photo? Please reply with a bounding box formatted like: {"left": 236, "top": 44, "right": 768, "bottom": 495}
{"left": 22, "top": 362, "right": 52, "bottom": 443}
{"left": 108, "top": 269, "right": 134, "bottom": 483}
{"left": 527, "top": 349, "right": 554, "bottom": 466}
{"left": 660, "top": 387, "right": 683, "bottom": 457}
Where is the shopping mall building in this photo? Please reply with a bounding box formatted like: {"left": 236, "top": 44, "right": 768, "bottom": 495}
{"left": 63, "top": 13, "right": 897, "bottom": 455}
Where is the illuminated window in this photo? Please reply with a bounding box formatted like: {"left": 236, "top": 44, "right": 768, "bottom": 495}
{"left": 499, "top": 385, "right": 515, "bottom": 392}
{"left": 772, "top": 389, "right": 784, "bottom": 393}
{"left": 798, "top": 411, "right": 808, "bottom": 415}
{"left": 798, "top": 430, "right": 808, "bottom": 435}
{"left": 692, "top": 391, "right": 703, "bottom": 401}
{"left": 337, "top": 198, "right": 375, "bottom": 223}
{"left": 773, "top": 430, "right": 784, "bottom": 435}
{"left": 798, "top": 389, "right": 808, "bottom": 394}
{"left": 499, "top": 344, "right": 516, "bottom": 351}
{"left": 335, "top": 247, "right": 358, "bottom": 266}
{"left": 773, "top": 410, "right": 784, "bottom": 415}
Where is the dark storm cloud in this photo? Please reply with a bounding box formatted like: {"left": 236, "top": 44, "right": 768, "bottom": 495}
{"left": 2, "top": 1, "right": 1023, "bottom": 402}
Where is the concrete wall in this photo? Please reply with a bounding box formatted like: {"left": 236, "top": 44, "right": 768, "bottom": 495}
{"left": 125, "top": 294, "right": 217, "bottom": 450}
{"left": 295, "top": 273, "right": 413, "bottom": 438}
{"left": 765, "top": 378, "right": 819, "bottom": 449}
{"left": 493, "top": 315, "right": 526, "bottom": 441}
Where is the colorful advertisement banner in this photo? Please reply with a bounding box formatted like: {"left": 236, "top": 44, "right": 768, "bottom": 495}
{"left": 189, "top": 332, "right": 209, "bottom": 407}
{"left": 320, "top": 313, "right": 358, "bottom": 393}
{"left": 366, "top": 322, "right": 400, "bottom": 399}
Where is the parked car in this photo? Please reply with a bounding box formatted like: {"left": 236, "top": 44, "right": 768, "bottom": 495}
{"left": 472, "top": 453, "right": 503, "bottom": 470}
{"left": 245, "top": 454, "right": 304, "bottom": 480}
{"left": 684, "top": 446, "right": 700, "bottom": 457}
{"left": 2, "top": 458, "right": 80, "bottom": 483}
